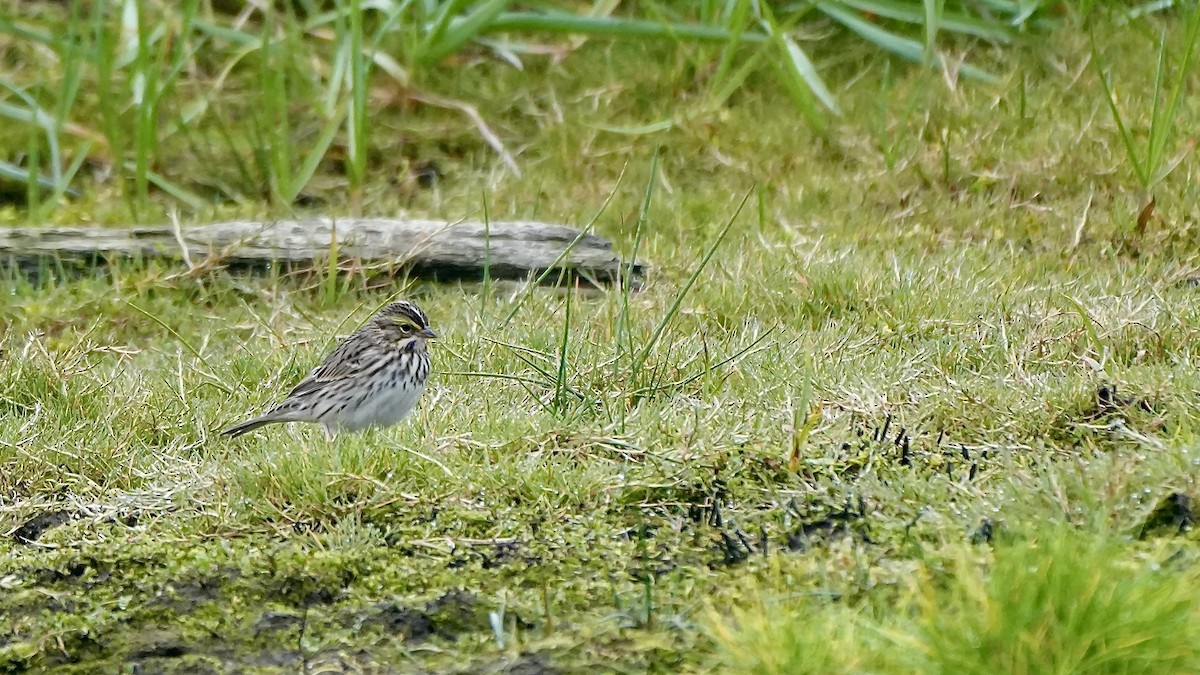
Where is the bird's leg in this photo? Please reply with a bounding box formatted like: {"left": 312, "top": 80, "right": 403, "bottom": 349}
{"left": 322, "top": 423, "right": 336, "bottom": 441}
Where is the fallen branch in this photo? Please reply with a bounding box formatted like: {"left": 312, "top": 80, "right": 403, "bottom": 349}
{"left": 0, "top": 218, "right": 643, "bottom": 285}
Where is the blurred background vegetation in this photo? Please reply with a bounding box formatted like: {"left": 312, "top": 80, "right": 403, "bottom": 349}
{"left": 0, "top": 0, "right": 1161, "bottom": 223}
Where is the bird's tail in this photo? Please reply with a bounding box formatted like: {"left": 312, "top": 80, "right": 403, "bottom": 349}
{"left": 220, "top": 415, "right": 277, "bottom": 438}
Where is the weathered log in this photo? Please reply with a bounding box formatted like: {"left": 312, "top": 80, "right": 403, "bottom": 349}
{"left": 0, "top": 218, "right": 643, "bottom": 285}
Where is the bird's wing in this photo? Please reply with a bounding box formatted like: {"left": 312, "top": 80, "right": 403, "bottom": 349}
{"left": 285, "top": 336, "right": 373, "bottom": 398}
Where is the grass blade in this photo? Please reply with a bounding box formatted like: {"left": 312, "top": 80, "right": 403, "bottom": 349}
{"left": 817, "top": 1, "right": 998, "bottom": 82}
{"left": 127, "top": 302, "right": 234, "bottom": 394}
{"left": 1091, "top": 37, "right": 1149, "bottom": 187}
{"left": 631, "top": 186, "right": 753, "bottom": 378}
{"left": 485, "top": 12, "right": 770, "bottom": 43}
{"left": 0, "top": 160, "right": 66, "bottom": 195}
{"left": 419, "top": 0, "right": 514, "bottom": 65}
{"left": 499, "top": 162, "right": 628, "bottom": 328}
{"left": 284, "top": 102, "right": 350, "bottom": 206}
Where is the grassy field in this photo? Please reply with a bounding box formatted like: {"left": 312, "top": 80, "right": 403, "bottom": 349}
{"left": 4, "top": 2, "right": 1200, "bottom": 673}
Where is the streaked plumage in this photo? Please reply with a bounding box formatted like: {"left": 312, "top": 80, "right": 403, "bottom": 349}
{"left": 221, "top": 300, "right": 435, "bottom": 439}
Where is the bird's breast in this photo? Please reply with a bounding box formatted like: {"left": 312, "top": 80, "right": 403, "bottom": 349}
{"left": 338, "top": 377, "right": 427, "bottom": 431}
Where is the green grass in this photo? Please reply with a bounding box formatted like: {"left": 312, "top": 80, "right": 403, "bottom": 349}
{"left": 0, "top": 0, "right": 1061, "bottom": 211}
{"left": 708, "top": 531, "right": 1200, "bottom": 673}
{"left": 4, "top": 2, "right": 1200, "bottom": 673}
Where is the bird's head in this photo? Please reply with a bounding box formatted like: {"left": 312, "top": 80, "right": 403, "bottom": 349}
{"left": 373, "top": 300, "right": 436, "bottom": 347}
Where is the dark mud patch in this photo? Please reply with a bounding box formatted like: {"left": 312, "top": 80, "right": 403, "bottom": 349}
{"left": 255, "top": 556, "right": 366, "bottom": 608}
{"left": 32, "top": 557, "right": 113, "bottom": 586}
{"left": 503, "top": 654, "right": 562, "bottom": 675}
{"left": 254, "top": 609, "right": 304, "bottom": 635}
{"left": 150, "top": 571, "right": 235, "bottom": 613}
{"left": 371, "top": 602, "right": 439, "bottom": 640}
{"left": 12, "top": 508, "right": 74, "bottom": 543}
{"left": 129, "top": 628, "right": 190, "bottom": 659}
{"left": 123, "top": 655, "right": 223, "bottom": 675}
{"left": 362, "top": 590, "right": 487, "bottom": 642}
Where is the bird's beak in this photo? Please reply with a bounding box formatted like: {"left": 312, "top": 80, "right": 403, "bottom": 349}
{"left": 417, "top": 326, "right": 437, "bottom": 340}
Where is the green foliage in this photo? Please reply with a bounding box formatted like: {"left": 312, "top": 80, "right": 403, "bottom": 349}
{"left": 1093, "top": 6, "right": 1200, "bottom": 192}
{"left": 0, "top": 0, "right": 1059, "bottom": 214}
{"left": 706, "top": 532, "right": 1200, "bottom": 674}
{"left": 911, "top": 534, "right": 1200, "bottom": 674}
{"left": 706, "top": 588, "right": 873, "bottom": 674}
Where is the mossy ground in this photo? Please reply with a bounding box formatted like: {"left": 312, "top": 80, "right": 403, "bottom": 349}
{"left": 4, "top": 5, "right": 1200, "bottom": 673}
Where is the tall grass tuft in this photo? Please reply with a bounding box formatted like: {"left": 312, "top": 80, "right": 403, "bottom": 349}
{"left": 706, "top": 586, "right": 870, "bottom": 674}
{"left": 706, "top": 531, "right": 1200, "bottom": 674}
{"left": 1093, "top": 7, "right": 1200, "bottom": 196}
{"left": 907, "top": 533, "right": 1200, "bottom": 673}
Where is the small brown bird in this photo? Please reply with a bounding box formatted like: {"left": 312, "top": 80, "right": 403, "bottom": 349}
{"left": 221, "top": 300, "right": 435, "bottom": 439}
